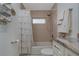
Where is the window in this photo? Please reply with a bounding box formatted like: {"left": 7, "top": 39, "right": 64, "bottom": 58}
{"left": 33, "top": 18, "right": 46, "bottom": 24}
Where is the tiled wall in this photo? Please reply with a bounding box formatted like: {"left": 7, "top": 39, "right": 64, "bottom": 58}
{"left": 16, "top": 10, "right": 33, "bottom": 54}
{"left": 0, "top": 4, "right": 33, "bottom": 55}
{"left": 11, "top": 4, "right": 33, "bottom": 54}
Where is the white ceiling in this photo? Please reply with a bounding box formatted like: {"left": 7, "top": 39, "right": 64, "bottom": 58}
{"left": 23, "top": 3, "right": 54, "bottom": 10}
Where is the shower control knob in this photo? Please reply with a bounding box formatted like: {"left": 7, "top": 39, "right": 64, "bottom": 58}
{"left": 10, "top": 40, "right": 19, "bottom": 44}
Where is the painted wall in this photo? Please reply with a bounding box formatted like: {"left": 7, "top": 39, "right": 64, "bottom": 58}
{"left": 57, "top": 3, "right": 79, "bottom": 39}
{"left": 50, "top": 4, "right": 57, "bottom": 40}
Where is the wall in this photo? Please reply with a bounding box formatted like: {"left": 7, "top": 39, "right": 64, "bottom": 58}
{"left": 50, "top": 4, "right": 57, "bottom": 40}
{"left": 57, "top": 3, "right": 79, "bottom": 39}
{"left": 0, "top": 3, "right": 33, "bottom": 55}
{"left": 0, "top": 25, "right": 8, "bottom": 55}
{"left": 31, "top": 11, "right": 51, "bottom": 42}
{"left": 0, "top": 4, "right": 19, "bottom": 55}
{"left": 10, "top": 3, "right": 33, "bottom": 55}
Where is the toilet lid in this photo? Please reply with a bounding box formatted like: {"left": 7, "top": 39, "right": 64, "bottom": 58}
{"left": 41, "top": 48, "right": 53, "bottom": 55}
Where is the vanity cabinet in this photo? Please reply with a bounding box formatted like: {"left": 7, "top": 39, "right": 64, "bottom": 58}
{"left": 53, "top": 40, "right": 78, "bottom": 56}
{"left": 65, "top": 48, "right": 78, "bottom": 56}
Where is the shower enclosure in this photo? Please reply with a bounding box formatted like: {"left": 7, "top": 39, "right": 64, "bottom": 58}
{"left": 17, "top": 10, "right": 33, "bottom": 55}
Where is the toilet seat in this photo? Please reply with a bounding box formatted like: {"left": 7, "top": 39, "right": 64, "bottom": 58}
{"left": 41, "top": 48, "right": 53, "bottom": 55}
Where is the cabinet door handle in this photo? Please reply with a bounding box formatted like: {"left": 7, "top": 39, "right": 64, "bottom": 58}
{"left": 54, "top": 45, "right": 60, "bottom": 51}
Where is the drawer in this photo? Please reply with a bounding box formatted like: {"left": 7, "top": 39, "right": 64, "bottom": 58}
{"left": 53, "top": 45, "right": 64, "bottom": 56}
{"left": 53, "top": 47, "right": 63, "bottom": 56}
{"left": 53, "top": 41, "right": 64, "bottom": 49}
{"left": 53, "top": 41, "right": 65, "bottom": 52}
{"left": 53, "top": 41, "right": 65, "bottom": 56}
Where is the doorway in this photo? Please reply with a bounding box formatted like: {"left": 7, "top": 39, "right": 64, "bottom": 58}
{"left": 31, "top": 11, "right": 52, "bottom": 46}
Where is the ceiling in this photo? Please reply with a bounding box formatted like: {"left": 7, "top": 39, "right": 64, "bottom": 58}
{"left": 23, "top": 3, "right": 54, "bottom": 10}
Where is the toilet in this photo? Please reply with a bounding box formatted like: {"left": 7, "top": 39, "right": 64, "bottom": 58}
{"left": 41, "top": 48, "right": 53, "bottom": 56}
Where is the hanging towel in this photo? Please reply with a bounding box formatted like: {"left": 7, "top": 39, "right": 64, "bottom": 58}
{"left": 68, "top": 9, "right": 72, "bottom": 34}
{"left": 63, "top": 9, "right": 72, "bottom": 33}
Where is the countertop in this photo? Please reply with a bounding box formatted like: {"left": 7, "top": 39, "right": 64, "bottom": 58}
{"left": 54, "top": 38, "right": 79, "bottom": 55}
